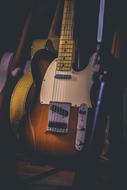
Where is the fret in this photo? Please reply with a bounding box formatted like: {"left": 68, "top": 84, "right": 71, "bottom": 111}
{"left": 58, "top": 54, "right": 73, "bottom": 58}
{"left": 60, "top": 0, "right": 73, "bottom": 37}
{"left": 59, "top": 47, "right": 73, "bottom": 53}
{"left": 58, "top": 57, "right": 73, "bottom": 61}
{"left": 60, "top": 36, "right": 72, "bottom": 40}
{"left": 59, "top": 48, "right": 72, "bottom": 52}
{"left": 62, "top": 21, "right": 72, "bottom": 27}
{"left": 59, "top": 49, "right": 73, "bottom": 53}
{"left": 62, "top": 13, "right": 72, "bottom": 18}
{"left": 57, "top": 60, "right": 72, "bottom": 64}
{"left": 57, "top": 59, "right": 72, "bottom": 63}
{"left": 59, "top": 42, "right": 73, "bottom": 46}
{"left": 59, "top": 40, "right": 73, "bottom": 43}
{"left": 56, "top": 67, "right": 71, "bottom": 70}
{"left": 58, "top": 54, "right": 73, "bottom": 59}
{"left": 62, "top": 17, "right": 72, "bottom": 22}
{"left": 59, "top": 48, "right": 73, "bottom": 53}
{"left": 60, "top": 33, "right": 73, "bottom": 38}
{"left": 56, "top": 68, "right": 71, "bottom": 72}
{"left": 59, "top": 45, "right": 73, "bottom": 48}
{"left": 59, "top": 50, "right": 73, "bottom": 54}
{"left": 62, "top": 15, "right": 72, "bottom": 21}
{"left": 58, "top": 52, "right": 73, "bottom": 55}
{"left": 60, "top": 40, "right": 73, "bottom": 43}
{"left": 59, "top": 49, "right": 73, "bottom": 55}
{"left": 59, "top": 44, "right": 73, "bottom": 49}
{"left": 57, "top": 64, "right": 72, "bottom": 68}
{"left": 56, "top": 63, "right": 72, "bottom": 71}
{"left": 58, "top": 55, "right": 72, "bottom": 59}
{"left": 59, "top": 46, "right": 73, "bottom": 49}
{"left": 61, "top": 26, "right": 72, "bottom": 32}
{"left": 61, "top": 27, "right": 73, "bottom": 34}
{"left": 61, "top": 25, "right": 72, "bottom": 30}
{"left": 57, "top": 63, "right": 72, "bottom": 67}
{"left": 57, "top": 62, "right": 72, "bottom": 66}
{"left": 59, "top": 46, "right": 73, "bottom": 51}
{"left": 56, "top": 67, "right": 72, "bottom": 71}
{"left": 59, "top": 42, "right": 73, "bottom": 45}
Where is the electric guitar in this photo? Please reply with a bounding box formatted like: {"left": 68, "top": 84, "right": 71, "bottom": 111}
{"left": 24, "top": 0, "right": 100, "bottom": 158}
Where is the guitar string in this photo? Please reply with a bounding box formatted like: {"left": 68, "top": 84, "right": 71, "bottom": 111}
{"left": 50, "top": 2, "right": 70, "bottom": 128}
{"left": 50, "top": 0, "right": 67, "bottom": 130}
{"left": 64, "top": 0, "right": 73, "bottom": 130}
{"left": 58, "top": 0, "right": 70, "bottom": 131}
{"left": 60, "top": 0, "right": 72, "bottom": 132}
{"left": 57, "top": 0, "right": 68, "bottom": 130}
{"left": 61, "top": 0, "right": 73, "bottom": 132}
{"left": 53, "top": 0, "right": 68, "bottom": 129}
{"left": 65, "top": 1, "right": 72, "bottom": 132}
{"left": 61, "top": 0, "right": 69, "bottom": 114}
{"left": 58, "top": 0, "right": 73, "bottom": 132}
{"left": 68, "top": 0, "right": 74, "bottom": 109}
{"left": 62, "top": 1, "right": 70, "bottom": 133}
{"left": 54, "top": 0, "right": 67, "bottom": 132}
{"left": 51, "top": 0, "right": 73, "bottom": 132}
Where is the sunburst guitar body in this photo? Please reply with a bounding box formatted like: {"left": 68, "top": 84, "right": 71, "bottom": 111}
{"left": 24, "top": 0, "right": 100, "bottom": 158}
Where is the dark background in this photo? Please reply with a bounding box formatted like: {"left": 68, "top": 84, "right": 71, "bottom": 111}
{"left": 0, "top": 0, "right": 57, "bottom": 55}
{"left": 0, "top": 0, "right": 126, "bottom": 68}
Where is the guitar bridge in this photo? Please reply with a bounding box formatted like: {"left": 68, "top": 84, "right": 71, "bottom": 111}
{"left": 75, "top": 104, "right": 88, "bottom": 151}
{"left": 47, "top": 102, "right": 71, "bottom": 134}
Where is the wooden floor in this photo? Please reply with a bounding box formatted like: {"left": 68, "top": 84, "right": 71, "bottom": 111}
{"left": 15, "top": 152, "right": 110, "bottom": 190}
{"left": 16, "top": 153, "right": 75, "bottom": 190}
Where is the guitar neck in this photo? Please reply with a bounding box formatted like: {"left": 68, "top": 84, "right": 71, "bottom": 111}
{"left": 57, "top": 0, "right": 75, "bottom": 72}
{"left": 60, "top": 0, "right": 74, "bottom": 39}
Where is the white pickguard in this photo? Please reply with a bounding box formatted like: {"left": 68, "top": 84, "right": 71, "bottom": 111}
{"left": 40, "top": 53, "right": 100, "bottom": 107}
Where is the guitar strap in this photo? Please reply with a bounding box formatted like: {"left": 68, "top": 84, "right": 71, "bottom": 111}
{"left": 96, "top": 0, "right": 105, "bottom": 51}
{"left": 89, "top": 0, "right": 106, "bottom": 145}
{"left": 88, "top": 0, "right": 106, "bottom": 81}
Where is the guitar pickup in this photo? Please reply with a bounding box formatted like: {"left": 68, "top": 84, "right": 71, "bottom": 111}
{"left": 48, "top": 121, "right": 67, "bottom": 129}
{"left": 47, "top": 102, "right": 71, "bottom": 134}
{"left": 48, "top": 121, "right": 68, "bottom": 133}
{"left": 50, "top": 104, "right": 69, "bottom": 117}
{"left": 55, "top": 74, "right": 71, "bottom": 80}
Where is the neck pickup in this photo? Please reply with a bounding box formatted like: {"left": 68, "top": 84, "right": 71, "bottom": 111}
{"left": 55, "top": 74, "right": 71, "bottom": 80}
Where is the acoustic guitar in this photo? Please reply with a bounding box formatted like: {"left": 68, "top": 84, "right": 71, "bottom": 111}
{"left": 31, "top": 0, "right": 62, "bottom": 57}
{"left": 0, "top": 8, "right": 33, "bottom": 124}
{"left": 24, "top": 0, "right": 100, "bottom": 158}
{"left": 10, "top": 0, "right": 62, "bottom": 138}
